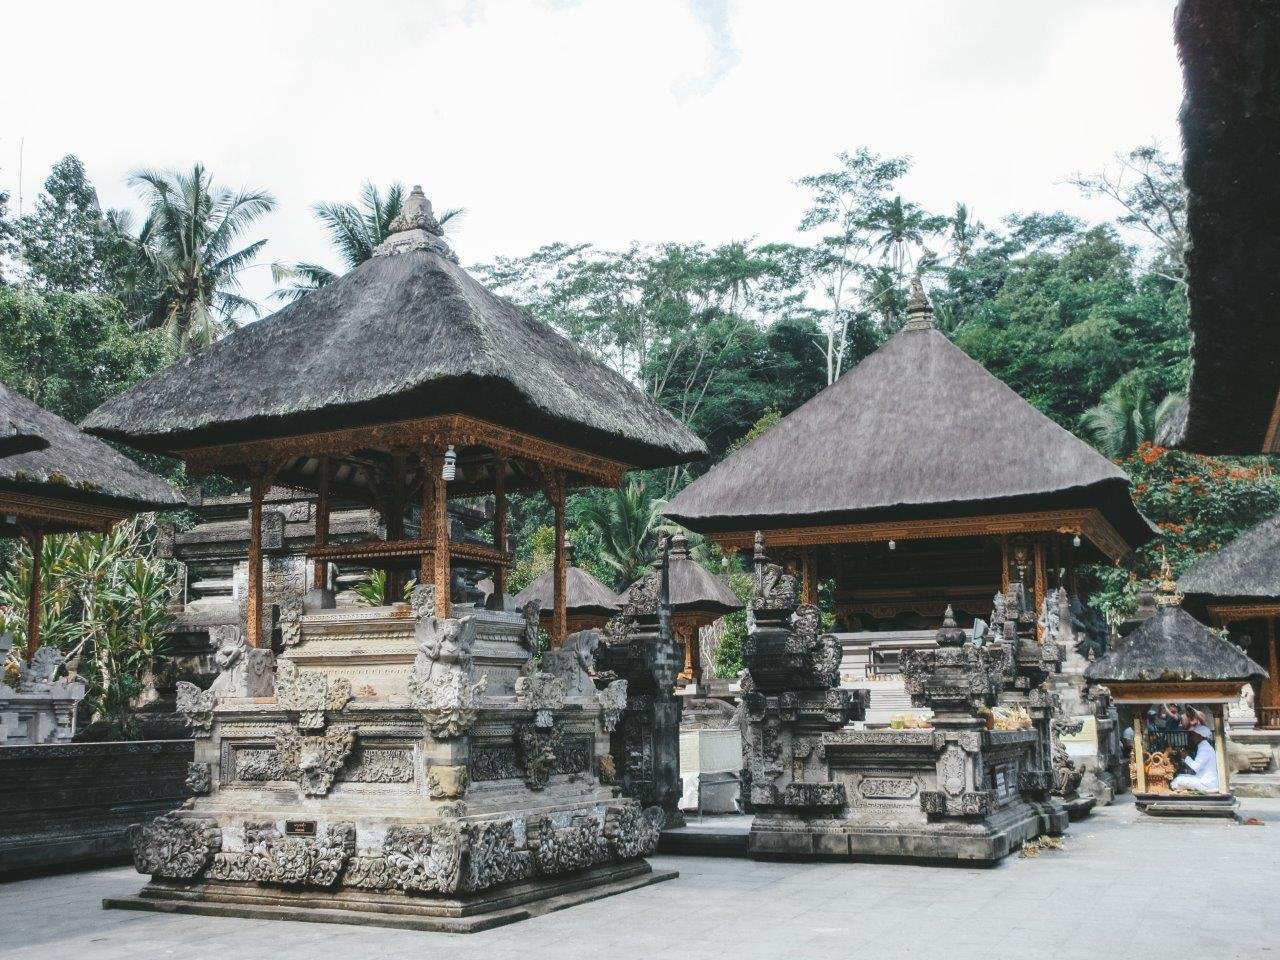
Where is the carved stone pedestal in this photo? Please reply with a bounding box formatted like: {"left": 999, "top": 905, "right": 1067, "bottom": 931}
{"left": 108, "top": 600, "right": 671, "bottom": 931}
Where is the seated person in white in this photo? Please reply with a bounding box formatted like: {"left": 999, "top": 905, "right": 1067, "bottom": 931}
{"left": 1171, "top": 723, "right": 1219, "bottom": 792}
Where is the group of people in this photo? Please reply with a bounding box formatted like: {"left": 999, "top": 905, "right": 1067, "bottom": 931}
{"left": 1127, "top": 703, "right": 1220, "bottom": 793}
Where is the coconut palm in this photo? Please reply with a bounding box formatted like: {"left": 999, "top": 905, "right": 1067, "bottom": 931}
{"left": 578, "top": 482, "right": 663, "bottom": 589}
{"left": 870, "top": 196, "right": 940, "bottom": 273}
{"left": 1080, "top": 382, "right": 1184, "bottom": 458}
{"left": 127, "top": 164, "right": 276, "bottom": 352}
{"left": 948, "top": 203, "right": 983, "bottom": 267}
{"left": 273, "top": 182, "right": 465, "bottom": 302}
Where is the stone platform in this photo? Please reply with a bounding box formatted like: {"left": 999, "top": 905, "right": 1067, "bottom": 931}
{"left": 103, "top": 861, "right": 677, "bottom": 933}
{"left": 1134, "top": 792, "right": 1241, "bottom": 820}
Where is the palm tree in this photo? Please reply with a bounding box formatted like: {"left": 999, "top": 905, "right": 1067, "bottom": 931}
{"left": 128, "top": 164, "right": 275, "bottom": 352}
{"left": 870, "top": 196, "right": 936, "bottom": 273}
{"left": 1080, "top": 382, "right": 1184, "bottom": 458}
{"left": 578, "top": 482, "right": 663, "bottom": 588}
{"left": 273, "top": 182, "right": 464, "bottom": 302}
{"left": 948, "top": 203, "right": 983, "bottom": 268}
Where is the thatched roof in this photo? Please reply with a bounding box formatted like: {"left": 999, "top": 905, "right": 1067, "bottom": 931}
{"left": 512, "top": 553, "right": 621, "bottom": 617}
{"left": 1085, "top": 604, "right": 1266, "bottom": 684}
{"left": 1179, "top": 512, "right": 1280, "bottom": 601}
{"left": 0, "top": 419, "right": 48, "bottom": 457}
{"left": 621, "top": 533, "right": 741, "bottom": 615}
{"left": 83, "top": 187, "right": 705, "bottom": 470}
{"left": 0, "top": 380, "right": 186, "bottom": 514}
{"left": 1164, "top": 0, "right": 1280, "bottom": 454}
{"left": 665, "top": 283, "right": 1154, "bottom": 550}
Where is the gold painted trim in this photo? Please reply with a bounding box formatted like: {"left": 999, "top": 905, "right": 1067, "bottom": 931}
{"left": 0, "top": 491, "right": 126, "bottom": 534}
{"left": 177, "top": 414, "right": 630, "bottom": 486}
{"left": 1207, "top": 603, "right": 1280, "bottom": 626}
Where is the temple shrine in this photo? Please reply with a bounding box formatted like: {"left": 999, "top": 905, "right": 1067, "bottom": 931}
{"left": 84, "top": 185, "right": 705, "bottom": 930}
{"left": 513, "top": 544, "right": 621, "bottom": 636}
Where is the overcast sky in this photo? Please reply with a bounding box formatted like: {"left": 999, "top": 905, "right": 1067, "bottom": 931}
{"left": 2, "top": 0, "right": 1182, "bottom": 307}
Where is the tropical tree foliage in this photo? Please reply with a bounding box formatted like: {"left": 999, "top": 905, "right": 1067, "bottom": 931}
{"left": 1079, "top": 382, "right": 1183, "bottom": 458}
{"left": 576, "top": 482, "right": 665, "bottom": 589}
{"left": 126, "top": 164, "right": 275, "bottom": 351}
{"left": 0, "top": 518, "right": 174, "bottom": 732}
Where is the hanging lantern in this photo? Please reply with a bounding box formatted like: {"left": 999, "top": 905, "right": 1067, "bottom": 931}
{"left": 888, "top": 539, "right": 896, "bottom": 551}
{"left": 442, "top": 445, "right": 457, "bottom": 481}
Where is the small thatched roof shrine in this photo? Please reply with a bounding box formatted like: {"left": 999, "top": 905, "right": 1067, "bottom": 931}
{"left": 513, "top": 545, "right": 621, "bottom": 623}
{"left": 1160, "top": 0, "right": 1280, "bottom": 454}
{"left": 0, "top": 380, "right": 185, "bottom": 665}
{"left": 1180, "top": 513, "right": 1280, "bottom": 603}
{"left": 621, "top": 533, "right": 740, "bottom": 617}
{"left": 0, "top": 380, "right": 186, "bottom": 530}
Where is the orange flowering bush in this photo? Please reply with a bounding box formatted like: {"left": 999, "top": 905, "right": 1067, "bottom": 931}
{"left": 1083, "top": 444, "right": 1280, "bottom": 619}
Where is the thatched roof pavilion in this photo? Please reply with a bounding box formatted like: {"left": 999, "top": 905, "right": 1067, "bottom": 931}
{"left": 83, "top": 186, "right": 703, "bottom": 644}
{"left": 513, "top": 544, "right": 621, "bottom": 633}
{"left": 1086, "top": 570, "right": 1266, "bottom": 800}
{"left": 665, "top": 279, "right": 1154, "bottom": 632}
{"left": 1160, "top": 0, "right": 1280, "bottom": 454}
{"left": 0, "top": 419, "right": 48, "bottom": 458}
{"left": 0, "top": 380, "right": 185, "bottom": 662}
{"left": 619, "top": 532, "right": 740, "bottom": 684}
{"left": 1178, "top": 512, "right": 1280, "bottom": 727}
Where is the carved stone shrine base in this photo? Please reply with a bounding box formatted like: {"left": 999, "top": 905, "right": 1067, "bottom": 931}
{"left": 1134, "top": 792, "right": 1241, "bottom": 820}
{"left": 749, "top": 798, "right": 1045, "bottom": 864}
{"left": 104, "top": 860, "right": 677, "bottom": 933}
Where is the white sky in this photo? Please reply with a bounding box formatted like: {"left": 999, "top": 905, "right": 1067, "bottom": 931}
{"left": 1, "top": 0, "right": 1182, "bottom": 308}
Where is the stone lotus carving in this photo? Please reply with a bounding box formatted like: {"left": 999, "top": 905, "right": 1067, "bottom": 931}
{"left": 275, "top": 724, "right": 356, "bottom": 796}
{"left": 596, "top": 679, "right": 628, "bottom": 732}
{"left": 275, "top": 658, "right": 351, "bottom": 730}
{"left": 407, "top": 613, "right": 487, "bottom": 739}
{"left": 129, "top": 814, "right": 221, "bottom": 880}
{"left": 185, "top": 761, "right": 212, "bottom": 795}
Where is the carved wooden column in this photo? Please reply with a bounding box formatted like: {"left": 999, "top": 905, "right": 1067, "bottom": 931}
{"left": 1132, "top": 713, "right": 1147, "bottom": 792}
{"left": 801, "top": 547, "right": 818, "bottom": 606}
{"left": 1267, "top": 618, "right": 1280, "bottom": 724}
{"left": 999, "top": 537, "right": 1011, "bottom": 594}
{"left": 546, "top": 468, "right": 568, "bottom": 646}
{"left": 1033, "top": 538, "right": 1048, "bottom": 642}
{"left": 492, "top": 457, "right": 508, "bottom": 605}
{"left": 246, "top": 467, "right": 270, "bottom": 648}
{"left": 24, "top": 526, "right": 43, "bottom": 665}
{"left": 385, "top": 451, "right": 408, "bottom": 603}
{"left": 420, "top": 449, "right": 449, "bottom": 618}
{"left": 313, "top": 456, "right": 330, "bottom": 592}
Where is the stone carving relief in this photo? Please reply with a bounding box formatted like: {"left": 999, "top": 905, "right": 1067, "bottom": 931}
{"left": 514, "top": 670, "right": 567, "bottom": 726}
{"left": 543, "top": 629, "right": 600, "bottom": 696}
{"left": 275, "top": 658, "right": 351, "bottom": 730}
{"left": 517, "top": 722, "right": 562, "bottom": 790}
{"left": 750, "top": 532, "right": 798, "bottom": 611}
{"left": 596, "top": 679, "right": 628, "bottom": 732}
{"left": 209, "top": 821, "right": 355, "bottom": 887}
{"left": 275, "top": 724, "right": 357, "bottom": 796}
{"left": 128, "top": 814, "right": 221, "bottom": 880}
{"left": 208, "top": 626, "right": 275, "bottom": 698}
{"left": 407, "top": 614, "right": 486, "bottom": 739}
{"left": 16, "top": 646, "right": 65, "bottom": 691}
{"left": 186, "top": 761, "right": 212, "bottom": 795}
{"left": 346, "top": 748, "right": 414, "bottom": 784}
{"left": 857, "top": 777, "right": 919, "bottom": 800}
{"left": 519, "top": 598, "right": 541, "bottom": 653}
{"left": 345, "top": 823, "right": 466, "bottom": 894}
{"left": 426, "top": 764, "right": 469, "bottom": 800}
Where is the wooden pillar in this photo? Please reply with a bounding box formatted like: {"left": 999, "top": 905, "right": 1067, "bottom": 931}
{"left": 420, "top": 449, "right": 450, "bottom": 618}
{"left": 492, "top": 457, "right": 508, "bottom": 604}
{"left": 1266, "top": 619, "right": 1280, "bottom": 721}
{"left": 801, "top": 548, "right": 818, "bottom": 605}
{"left": 1065, "top": 537, "right": 1077, "bottom": 596}
{"left": 246, "top": 468, "right": 269, "bottom": 648}
{"left": 1213, "top": 707, "right": 1229, "bottom": 795}
{"left": 24, "top": 527, "right": 43, "bottom": 665}
{"left": 1033, "top": 538, "right": 1048, "bottom": 643}
{"left": 385, "top": 451, "right": 407, "bottom": 603}
{"left": 313, "top": 457, "right": 330, "bottom": 592}
{"left": 999, "top": 537, "right": 1010, "bottom": 594}
{"left": 547, "top": 468, "right": 567, "bottom": 647}
{"left": 1132, "top": 712, "right": 1147, "bottom": 793}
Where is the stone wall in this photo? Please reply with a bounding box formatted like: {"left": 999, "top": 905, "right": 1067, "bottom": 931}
{"left": 0, "top": 739, "right": 193, "bottom": 874}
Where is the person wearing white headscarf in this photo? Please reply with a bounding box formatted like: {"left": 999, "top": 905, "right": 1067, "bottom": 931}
{"left": 1171, "top": 723, "right": 1219, "bottom": 792}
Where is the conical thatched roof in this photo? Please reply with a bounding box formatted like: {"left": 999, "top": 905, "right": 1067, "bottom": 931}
{"left": 1179, "top": 512, "right": 1280, "bottom": 601}
{"left": 620, "top": 533, "right": 741, "bottom": 615}
{"left": 665, "top": 284, "right": 1154, "bottom": 549}
{"left": 0, "top": 381, "right": 185, "bottom": 514}
{"left": 512, "top": 562, "right": 621, "bottom": 617}
{"left": 83, "top": 187, "right": 705, "bottom": 470}
{"left": 1085, "top": 605, "right": 1267, "bottom": 684}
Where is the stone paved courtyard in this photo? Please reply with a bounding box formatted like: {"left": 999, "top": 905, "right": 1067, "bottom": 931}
{"left": 4, "top": 797, "right": 1278, "bottom": 960}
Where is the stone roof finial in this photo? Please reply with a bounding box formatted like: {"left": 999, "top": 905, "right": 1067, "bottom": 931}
{"left": 1154, "top": 549, "right": 1183, "bottom": 607}
{"left": 670, "top": 531, "right": 691, "bottom": 559}
{"left": 903, "top": 275, "right": 935, "bottom": 331}
{"left": 753, "top": 530, "right": 767, "bottom": 565}
{"left": 374, "top": 183, "right": 457, "bottom": 262}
